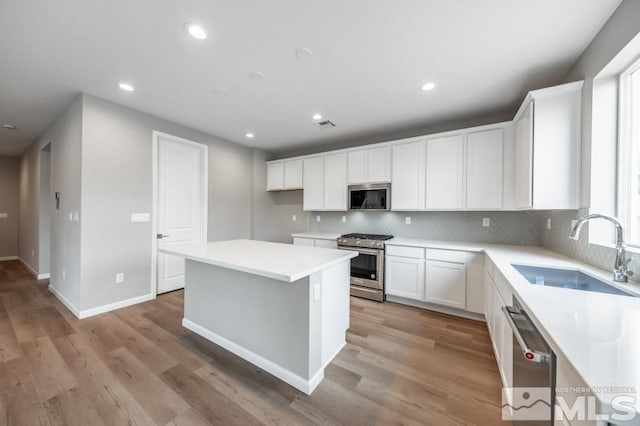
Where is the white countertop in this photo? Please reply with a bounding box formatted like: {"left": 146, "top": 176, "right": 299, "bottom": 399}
{"left": 387, "top": 237, "right": 640, "bottom": 419}
{"left": 291, "top": 232, "right": 341, "bottom": 240}
{"left": 159, "top": 239, "right": 357, "bottom": 283}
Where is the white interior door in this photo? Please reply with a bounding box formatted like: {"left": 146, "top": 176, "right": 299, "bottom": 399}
{"left": 156, "top": 133, "right": 207, "bottom": 294}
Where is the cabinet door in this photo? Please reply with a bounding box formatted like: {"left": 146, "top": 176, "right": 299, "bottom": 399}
{"left": 391, "top": 140, "right": 425, "bottom": 210}
{"left": 425, "top": 135, "right": 465, "bottom": 209}
{"left": 367, "top": 147, "right": 391, "bottom": 183}
{"left": 425, "top": 260, "right": 466, "bottom": 308}
{"left": 284, "top": 160, "right": 303, "bottom": 189}
{"left": 514, "top": 101, "right": 534, "bottom": 208}
{"left": 314, "top": 239, "right": 337, "bottom": 249}
{"left": 466, "top": 129, "right": 504, "bottom": 209}
{"left": 266, "top": 162, "right": 284, "bottom": 191}
{"left": 303, "top": 157, "right": 324, "bottom": 211}
{"left": 323, "top": 153, "right": 347, "bottom": 211}
{"left": 347, "top": 150, "right": 368, "bottom": 184}
{"left": 385, "top": 256, "right": 425, "bottom": 300}
{"left": 293, "top": 237, "right": 314, "bottom": 246}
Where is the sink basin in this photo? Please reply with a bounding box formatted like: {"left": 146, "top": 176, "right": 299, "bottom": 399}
{"left": 512, "top": 264, "right": 635, "bottom": 297}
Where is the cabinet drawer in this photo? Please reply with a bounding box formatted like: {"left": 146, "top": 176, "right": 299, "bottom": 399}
{"left": 385, "top": 245, "right": 425, "bottom": 259}
{"left": 426, "top": 248, "right": 467, "bottom": 263}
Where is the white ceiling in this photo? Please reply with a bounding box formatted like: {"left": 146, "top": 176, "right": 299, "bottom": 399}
{"left": 0, "top": 0, "right": 622, "bottom": 157}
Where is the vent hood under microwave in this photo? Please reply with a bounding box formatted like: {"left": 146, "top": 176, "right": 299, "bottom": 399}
{"left": 349, "top": 184, "right": 391, "bottom": 211}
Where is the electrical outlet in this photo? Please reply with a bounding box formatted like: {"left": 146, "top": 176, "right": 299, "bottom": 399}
{"left": 342, "top": 215, "right": 346, "bottom": 223}
{"left": 131, "top": 213, "right": 150, "bottom": 223}
{"left": 482, "top": 217, "right": 490, "bottom": 227}
{"left": 316, "top": 215, "right": 321, "bottom": 222}
{"left": 547, "top": 218, "right": 552, "bottom": 230}
{"left": 73, "top": 212, "right": 80, "bottom": 223}
{"left": 292, "top": 214, "right": 297, "bottom": 222}
{"left": 405, "top": 217, "right": 411, "bottom": 225}
{"left": 115, "top": 273, "right": 125, "bottom": 284}
{"left": 68, "top": 212, "right": 73, "bottom": 222}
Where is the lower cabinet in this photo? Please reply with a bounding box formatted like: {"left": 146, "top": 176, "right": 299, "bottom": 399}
{"left": 292, "top": 237, "right": 337, "bottom": 249}
{"left": 385, "top": 245, "right": 484, "bottom": 315}
{"left": 385, "top": 255, "right": 426, "bottom": 300}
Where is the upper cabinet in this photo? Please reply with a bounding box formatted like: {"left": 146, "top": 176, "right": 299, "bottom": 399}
{"left": 425, "top": 135, "right": 465, "bottom": 209}
{"left": 303, "top": 154, "right": 347, "bottom": 211}
{"left": 266, "top": 160, "right": 303, "bottom": 191}
{"left": 348, "top": 146, "right": 392, "bottom": 184}
{"left": 391, "top": 139, "right": 426, "bottom": 210}
{"left": 511, "top": 81, "right": 582, "bottom": 209}
{"left": 466, "top": 128, "right": 504, "bottom": 209}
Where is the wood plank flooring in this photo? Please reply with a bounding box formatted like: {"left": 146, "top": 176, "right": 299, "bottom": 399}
{"left": 0, "top": 260, "right": 508, "bottom": 425}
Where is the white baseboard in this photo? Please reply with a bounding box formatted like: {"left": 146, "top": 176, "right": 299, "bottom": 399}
{"left": 37, "top": 273, "right": 50, "bottom": 280}
{"left": 0, "top": 256, "right": 18, "bottom": 261}
{"left": 385, "top": 295, "right": 486, "bottom": 322}
{"left": 182, "top": 318, "right": 323, "bottom": 395}
{"left": 48, "top": 285, "right": 81, "bottom": 318}
{"left": 18, "top": 257, "right": 38, "bottom": 278}
{"left": 79, "top": 293, "right": 155, "bottom": 319}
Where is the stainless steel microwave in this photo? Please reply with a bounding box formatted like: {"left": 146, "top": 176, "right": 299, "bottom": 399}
{"left": 348, "top": 183, "right": 391, "bottom": 211}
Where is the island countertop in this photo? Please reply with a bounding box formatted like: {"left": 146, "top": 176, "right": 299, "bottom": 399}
{"left": 159, "top": 239, "right": 357, "bottom": 283}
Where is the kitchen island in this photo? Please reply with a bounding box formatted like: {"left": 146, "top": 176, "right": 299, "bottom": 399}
{"left": 159, "top": 239, "right": 357, "bottom": 394}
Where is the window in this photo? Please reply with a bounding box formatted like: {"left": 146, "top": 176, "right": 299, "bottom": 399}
{"left": 619, "top": 58, "right": 640, "bottom": 247}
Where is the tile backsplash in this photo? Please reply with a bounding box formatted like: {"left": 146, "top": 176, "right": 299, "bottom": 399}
{"left": 309, "top": 211, "right": 540, "bottom": 245}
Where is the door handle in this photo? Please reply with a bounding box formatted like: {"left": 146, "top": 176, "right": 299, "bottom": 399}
{"left": 157, "top": 234, "right": 170, "bottom": 239}
{"left": 502, "top": 305, "right": 550, "bottom": 364}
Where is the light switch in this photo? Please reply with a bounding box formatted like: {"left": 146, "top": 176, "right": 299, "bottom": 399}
{"left": 73, "top": 212, "right": 80, "bottom": 223}
{"left": 405, "top": 217, "right": 411, "bottom": 225}
{"left": 68, "top": 212, "right": 73, "bottom": 222}
{"left": 0, "top": 213, "right": 7, "bottom": 219}
{"left": 313, "top": 283, "right": 321, "bottom": 301}
{"left": 292, "top": 214, "right": 297, "bottom": 222}
{"left": 316, "top": 215, "right": 321, "bottom": 222}
{"left": 115, "top": 273, "right": 125, "bottom": 284}
{"left": 342, "top": 215, "right": 346, "bottom": 223}
{"left": 131, "top": 213, "right": 151, "bottom": 223}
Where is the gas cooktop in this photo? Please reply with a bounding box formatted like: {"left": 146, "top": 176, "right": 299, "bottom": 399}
{"left": 339, "top": 233, "right": 393, "bottom": 240}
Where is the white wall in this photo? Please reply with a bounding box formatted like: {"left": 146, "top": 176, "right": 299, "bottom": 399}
{"left": 0, "top": 156, "right": 19, "bottom": 258}
{"left": 38, "top": 149, "right": 51, "bottom": 274}
{"left": 79, "top": 94, "right": 253, "bottom": 311}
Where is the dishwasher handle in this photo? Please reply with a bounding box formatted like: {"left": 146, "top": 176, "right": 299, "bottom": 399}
{"left": 502, "top": 305, "right": 551, "bottom": 364}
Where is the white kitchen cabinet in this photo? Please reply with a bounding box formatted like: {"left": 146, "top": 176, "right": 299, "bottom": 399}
{"left": 466, "top": 129, "right": 504, "bottom": 209}
{"left": 391, "top": 139, "right": 425, "bottom": 210}
{"left": 323, "top": 153, "right": 348, "bottom": 211}
{"left": 385, "top": 255, "right": 426, "bottom": 300}
{"left": 303, "top": 157, "right": 324, "bottom": 211}
{"left": 425, "top": 259, "right": 466, "bottom": 308}
{"left": 512, "top": 81, "right": 582, "bottom": 209}
{"left": 266, "top": 162, "right": 285, "bottom": 191}
{"left": 266, "top": 160, "right": 303, "bottom": 191}
{"left": 347, "top": 146, "right": 391, "bottom": 184}
{"left": 425, "top": 135, "right": 465, "bottom": 209}
{"left": 284, "top": 160, "right": 303, "bottom": 189}
{"left": 292, "top": 237, "right": 337, "bottom": 249}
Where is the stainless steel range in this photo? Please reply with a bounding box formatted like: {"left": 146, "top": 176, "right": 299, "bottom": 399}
{"left": 337, "top": 233, "right": 393, "bottom": 302}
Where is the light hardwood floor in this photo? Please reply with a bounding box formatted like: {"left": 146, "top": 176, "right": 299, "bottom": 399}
{"left": 0, "top": 260, "right": 508, "bottom": 425}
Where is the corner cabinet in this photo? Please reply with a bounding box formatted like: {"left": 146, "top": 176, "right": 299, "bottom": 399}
{"left": 512, "top": 81, "right": 582, "bottom": 209}
{"left": 266, "top": 160, "right": 303, "bottom": 191}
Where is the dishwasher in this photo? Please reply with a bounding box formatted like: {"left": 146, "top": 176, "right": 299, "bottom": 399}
{"left": 503, "top": 297, "right": 556, "bottom": 424}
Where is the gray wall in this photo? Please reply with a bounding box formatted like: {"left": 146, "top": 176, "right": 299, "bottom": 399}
{"left": 538, "top": 0, "right": 640, "bottom": 279}
{"left": 0, "top": 156, "right": 19, "bottom": 258}
{"left": 250, "top": 148, "right": 311, "bottom": 243}
{"left": 80, "top": 94, "right": 253, "bottom": 311}
{"left": 19, "top": 96, "right": 83, "bottom": 306}
{"left": 38, "top": 149, "right": 51, "bottom": 274}
{"left": 310, "top": 211, "right": 540, "bottom": 245}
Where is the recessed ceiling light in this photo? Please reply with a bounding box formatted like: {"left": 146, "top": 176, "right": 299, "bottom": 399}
{"left": 185, "top": 22, "right": 207, "bottom": 40}
{"left": 312, "top": 114, "right": 322, "bottom": 121}
{"left": 245, "top": 132, "right": 255, "bottom": 139}
{"left": 2, "top": 124, "right": 16, "bottom": 130}
{"left": 421, "top": 82, "right": 436, "bottom": 91}
{"left": 118, "top": 82, "right": 134, "bottom": 92}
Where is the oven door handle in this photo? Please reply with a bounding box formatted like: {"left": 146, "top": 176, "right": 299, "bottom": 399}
{"left": 338, "top": 247, "right": 380, "bottom": 256}
{"left": 502, "top": 305, "right": 551, "bottom": 364}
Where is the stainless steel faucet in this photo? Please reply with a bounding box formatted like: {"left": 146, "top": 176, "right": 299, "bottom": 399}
{"left": 569, "top": 214, "right": 633, "bottom": 282}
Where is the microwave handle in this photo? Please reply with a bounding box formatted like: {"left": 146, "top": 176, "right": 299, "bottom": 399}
{"left": 502, "top": 306, "right": 551, "bottom": 364}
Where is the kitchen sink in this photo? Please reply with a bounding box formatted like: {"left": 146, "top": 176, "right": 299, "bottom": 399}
{"left": 512, "top": 264, "right": 636, "bottom": 297}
